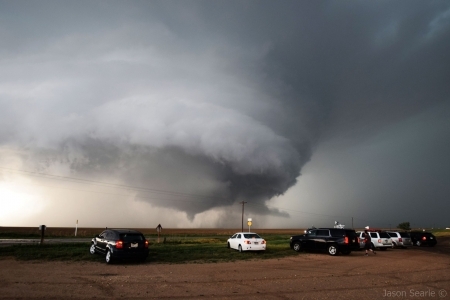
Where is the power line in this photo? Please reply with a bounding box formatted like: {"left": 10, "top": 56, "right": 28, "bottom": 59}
{"left": 0, "top": 166, "right": 226, "bottom": 201}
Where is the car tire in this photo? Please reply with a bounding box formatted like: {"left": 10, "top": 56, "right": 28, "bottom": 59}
{"left": 227, "top": 242, "right": 230, "bottom": 249}
{"left": 106, "top": 250, "right": 113, "bottom": 264}
{"left": 416, "top": 241, "right": 421, "bottom": 247}
{"left": 293, "top": 242, "right": 302, "bottom": 252}
{"left": 89, "top": 244, "right": 96, "bottom": 255}
{"left": 327, "top": 244, "right": 338, "bottom": 256}
{"left": 238, "top": 245, "right": 243, "bottom": 253}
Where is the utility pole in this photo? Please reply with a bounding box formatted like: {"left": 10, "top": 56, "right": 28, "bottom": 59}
{"left": 352, "top": 217, "right": 353, "bottom": 229}
{"left": 240, "top": 201, "right": 247, "bottom": 232}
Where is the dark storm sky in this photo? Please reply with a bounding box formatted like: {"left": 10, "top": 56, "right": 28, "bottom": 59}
{"left": 1, "top": 1, "right": 449, "bottom": 228}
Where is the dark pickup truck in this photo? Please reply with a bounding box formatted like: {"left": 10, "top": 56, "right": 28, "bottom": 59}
{"left": 290, "top": 228, "right": 360, "bottom": 256}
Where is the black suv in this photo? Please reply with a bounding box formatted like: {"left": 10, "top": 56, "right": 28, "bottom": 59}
{"left": 290, "top": 228, "right": 360, "bottom": 256}
{"left": 90, "top": 229, "right": 149, "bottom": 263}
{"left": 409, "top": 231, "right": 437, "bottom": 247}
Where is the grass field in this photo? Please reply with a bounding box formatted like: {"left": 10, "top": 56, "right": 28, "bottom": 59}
{"left": 0, "top": 229, "right": 298, "bottom": 263}
{"left": 1, "top": 227, "right": 448, "bottom": 264}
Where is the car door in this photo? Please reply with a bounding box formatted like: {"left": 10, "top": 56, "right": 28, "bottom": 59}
{"left": 357, "top": 232, "right": 365, "bottom": 248}
{"left": 314, "top": 229, "right": 330, "bottom": 250}
{"left": 304, "top": 230, "right": 316, "bottom": 250}
{"left": 232, "top": 234, "right": 242, "bottom": 250}
{"left": 369, "top": 232, "right": 378, "bottom": 247}
{"left": 96, "top": 231, "right": 108, "bottom": 253}
{"left": 229, "top": 234, "right": 237, "bottom": 250}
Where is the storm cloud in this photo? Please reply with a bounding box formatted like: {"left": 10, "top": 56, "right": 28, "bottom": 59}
{"left": 1, "top": 1, "right": 449, "bottom": 228}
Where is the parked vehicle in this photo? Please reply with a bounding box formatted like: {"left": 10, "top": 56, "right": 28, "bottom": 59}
{"left": 409, "top": 231, "right": 437, "bottom": 247}
{"left": 386, "top": 231, "right": 412, "bottom": 248}
{"left": 289, "top": 228, "right": 359, "bottom": 256}
{"left": 227, "top": 232, "right": 266, "bottom": 252}
{"left": 90, "top": 229, "right": 149, "bottom": 264}
{"left": 357, "top": 231, "right": 392, "bottom": 250}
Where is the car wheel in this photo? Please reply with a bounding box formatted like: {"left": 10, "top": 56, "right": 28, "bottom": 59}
{"left": 238, "top": 245, "right": 243, "bottom": 253}
{"left": 293, "top": 242, "right": 302, "bottom": 252}
{"left": 416, "top": 241, "right": 421, "bottom": 247}
{"left": 227, "top": 242, "right": 230, "bottom": 249}
{"left": 89, "top": 244, "right": 96, "bottom": 255}
{"left": 327, "top": 244, "right": 338, "bottom": 256}
{"left": 106, "top": 250, "right": 113, "bottom": 264}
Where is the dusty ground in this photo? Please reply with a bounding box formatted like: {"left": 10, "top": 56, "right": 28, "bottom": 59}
{"left": 1, "top": 239, "right": 449, "bottom": 299}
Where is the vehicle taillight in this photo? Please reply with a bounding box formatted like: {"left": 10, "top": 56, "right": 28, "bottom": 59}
{"left": 357, "top": 237, "right": 360, "bottom": 243}
{"left": 261, "top": 240, "right": 266, "bottom": 244}
{"left": 244, "top": 240, "right": 251, "bottom": 244}
{"left": 399, "top": 238, "right": 402, "bottom": 242}
{"left": 378, "top": 239, "right": 381, "bottom": 243}
{"left": 145, "top": 240, "right": 149, "bottom": 248}
{"left": 344, "top": 237, "right": 349, "bottom": 244}
{"left": 116, "top": 240, "right": 123, "bottom": 249}
{"left": 422, "top": 236, "right": 426, "bottom": 241}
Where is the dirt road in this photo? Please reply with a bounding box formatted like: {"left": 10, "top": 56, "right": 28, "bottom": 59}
{"left": 1, "top": 243, "right": 449, "bottom": 299}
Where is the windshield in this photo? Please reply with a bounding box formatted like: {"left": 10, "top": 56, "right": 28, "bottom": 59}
{"left": 243, "top": 233, "right": 261, "bottom": 239}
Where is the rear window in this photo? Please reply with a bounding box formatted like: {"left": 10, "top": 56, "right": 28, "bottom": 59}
{"left": 387, "top": 232, "right": 398, "bottom": 238}
{"left": 399, "top": 232, "right": 410, "bottom": 238}
{"left": 243, "top": 233, "right": 261, "bottom": 239}
{"left": 379, "top": 232, "right": 390, "bottom": 238}
{"left": 120, "top": 233, "right": 144, "bottom": 242}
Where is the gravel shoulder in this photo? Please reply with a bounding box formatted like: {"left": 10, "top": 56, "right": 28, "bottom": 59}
{"left": 1, "top": 238, "right": 449, "bottom": 299}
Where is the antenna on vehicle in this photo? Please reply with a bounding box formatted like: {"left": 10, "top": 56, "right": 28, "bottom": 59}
{"left": 334, "top": 221, "right": 345, "bottom": 229}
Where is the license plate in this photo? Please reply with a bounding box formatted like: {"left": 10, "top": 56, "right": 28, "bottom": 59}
{"left": 131, "top": 243, "right": 138, "bottom": 248}
{"left": 254, "top": 242, "right": 259, "bottom": 245}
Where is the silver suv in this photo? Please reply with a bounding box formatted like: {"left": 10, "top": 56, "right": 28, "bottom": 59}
{"left": 357, "top": 231, "right": 392, "bottom": 251}
{"left": 386, "top": 232, "right": 412, "bottom": 248}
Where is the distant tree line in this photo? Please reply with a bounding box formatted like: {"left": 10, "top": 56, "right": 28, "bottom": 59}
{"left": 397, "top": 222, "right": 411, "bottom": 231}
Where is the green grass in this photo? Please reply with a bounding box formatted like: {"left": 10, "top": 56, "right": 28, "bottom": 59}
{"left": 0, "top": 235, "right": 300, "bottom": 264}
{"left": 430, "top": 229, "right": 450, "bottom": 237}
{"left": 0, "top": 243, "right": 98, "bottom": 262}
